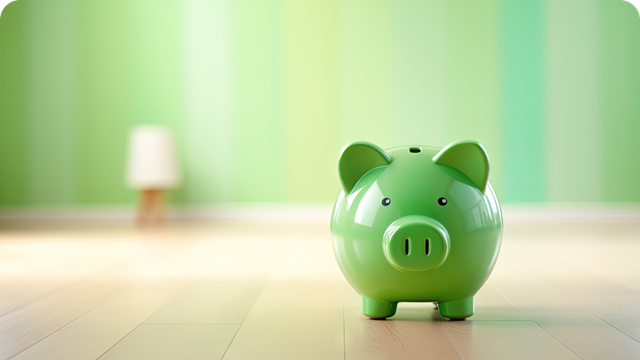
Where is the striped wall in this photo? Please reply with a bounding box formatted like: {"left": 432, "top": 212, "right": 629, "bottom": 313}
{"left": 1, "top": 0, "right": 640, "bottom": 206}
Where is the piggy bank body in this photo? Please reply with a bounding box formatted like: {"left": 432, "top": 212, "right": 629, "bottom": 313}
{"left": 331, "top": 141, "right": 502, "bottom": 320}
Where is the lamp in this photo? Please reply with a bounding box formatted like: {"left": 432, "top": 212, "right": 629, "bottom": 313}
{"left": 126, "top": 125, "right": 181, "bottom": 225}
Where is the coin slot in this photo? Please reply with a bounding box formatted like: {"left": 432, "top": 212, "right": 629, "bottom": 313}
{"left": 425, "top": 239, "right": 430, "bottom": 255}
{"left": 409, "top": 147, "right": 421, "bottom": 153}
{"left": 404, "top": 238, "right": 410, "bottom": 255}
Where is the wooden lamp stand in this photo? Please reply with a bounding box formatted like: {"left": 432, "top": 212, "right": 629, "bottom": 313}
{"left": 136, "top": 189, "right": 165, "bottom": 225}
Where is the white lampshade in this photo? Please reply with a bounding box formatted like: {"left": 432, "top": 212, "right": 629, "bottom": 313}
{"left": 126, "top": 125, "right": 181, "bottom": 189}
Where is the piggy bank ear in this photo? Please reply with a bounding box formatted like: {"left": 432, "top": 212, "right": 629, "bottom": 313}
{"left": 338, "top": 141, "right": 391, "bottom": 194}
{"left": 432, "top": 140, "right": 490, "bottom": 193}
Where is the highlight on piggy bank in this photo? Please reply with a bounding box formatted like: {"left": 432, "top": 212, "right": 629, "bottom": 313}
{"left": 330, "top": 140, "right": 503, "bottom": 320}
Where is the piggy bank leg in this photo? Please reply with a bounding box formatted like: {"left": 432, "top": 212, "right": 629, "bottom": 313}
{"left": 438, "top": 296, "right": 474, "bottom": 320}
{"left": 361, "top": 296, "right": 397, "bottom": 319}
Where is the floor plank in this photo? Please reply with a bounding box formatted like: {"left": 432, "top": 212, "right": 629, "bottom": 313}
{"left": 580, "top": 294, "right": 640, "bottom": 342}
{"left": 493, "top": 275, "right": 640, "bottom": 359}
{"left": 0, "top": 240, "right": 120, "bottom": 317}
{"left": 525, "top": 309, "right": 640, "bottom": 360}
{"left": 472, "top": 285, "right": 531, "bottom": 321}
{"left": 0, "top": 279, "right": 123, "bottom": 360}
{"left": 0, "top": 277, "right": 90, "bottom": 317}
{"left": 442, "top": 320, "right": 581, "bottom": 360}
{"left": 99, "top": 324, "right": 239, "bottom": 360}
{"left": 145, "top": 279, "right": 265, "bottom": 325}
{"left": 222, "top": 279, "right": 344, "bottom": 360}
{"left": 11, "top": 281, "right": 182, "bottom": 360}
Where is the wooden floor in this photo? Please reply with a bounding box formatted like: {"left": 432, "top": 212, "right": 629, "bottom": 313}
{"left": 1, "top": 216, "right": 640, "bottom": 359}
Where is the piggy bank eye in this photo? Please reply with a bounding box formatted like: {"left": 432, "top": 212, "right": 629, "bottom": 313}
{"left": 382, "top": 198, "right": 391, "bottom": 206}
{"left": 438, "top": 197, "right": 447, "bottom": 206}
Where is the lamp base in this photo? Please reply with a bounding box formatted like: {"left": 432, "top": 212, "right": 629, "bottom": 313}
{"left": 137, "top": 189, "right": 165, "bottom": 225}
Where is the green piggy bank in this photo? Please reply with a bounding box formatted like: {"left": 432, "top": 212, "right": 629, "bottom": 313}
{"left": 330, "top": 140, "right": 502, "bottom": 320}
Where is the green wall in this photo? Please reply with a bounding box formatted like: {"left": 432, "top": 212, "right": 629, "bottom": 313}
{"left": 502, "top": 0, "right": 545, "bottom": 202}
{"left": 1, "top": 0, "right": 640, "bottom": 206}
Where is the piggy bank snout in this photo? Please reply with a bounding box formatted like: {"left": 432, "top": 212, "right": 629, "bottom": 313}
{"left": 383, "top": 216, "right": 450, "bottom": 273}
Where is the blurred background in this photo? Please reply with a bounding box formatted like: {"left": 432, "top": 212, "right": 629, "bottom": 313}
{"left": 1, "top": 0, "right": 640, "bottom": 210}
{"left": 2, "top": 3, "right": 640, "bottom": 357}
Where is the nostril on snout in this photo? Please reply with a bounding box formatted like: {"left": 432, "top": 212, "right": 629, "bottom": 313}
{"left": 404, "top": 238, "right": 409, "bottom": 255}
{"left": 425, "top": 238, "right": 430, "bottom": 255}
